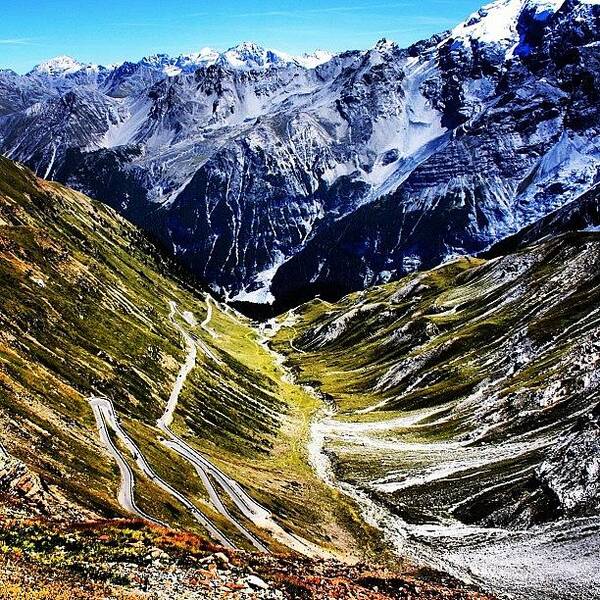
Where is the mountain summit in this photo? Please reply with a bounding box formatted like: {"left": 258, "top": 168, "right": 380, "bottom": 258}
{"left": 29, "top": 55, "right": 96, "bottom": 76}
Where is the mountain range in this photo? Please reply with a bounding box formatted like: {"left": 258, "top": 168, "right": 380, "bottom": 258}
{"left": 2, "top": 0, "right": 599, "bottom": 312}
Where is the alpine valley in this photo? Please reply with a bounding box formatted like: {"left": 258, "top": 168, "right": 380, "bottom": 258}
{"left": 1, "top": 0, "right": 600, "bottom": 599}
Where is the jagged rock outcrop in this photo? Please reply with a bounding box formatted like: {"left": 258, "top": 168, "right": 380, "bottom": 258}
{"left": 0, "top": 447, "right": 86, "bottom": 519}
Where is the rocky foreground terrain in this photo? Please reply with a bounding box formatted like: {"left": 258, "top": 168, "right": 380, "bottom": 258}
{"left": 0, "top": 519, "right": 494, "bottom": 600}
{"left": 0, "top": 459, "right": 493, "bottom": 600}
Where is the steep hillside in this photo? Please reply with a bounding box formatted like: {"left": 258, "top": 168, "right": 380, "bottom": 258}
{"left": 270, "top": 231, "right": 600, "bottom": 598}
{"left": 0, "top": 155, "right": 504, "bottom": 598}
{"left": 0, "top": 155, "right": 380, "bottom": 558}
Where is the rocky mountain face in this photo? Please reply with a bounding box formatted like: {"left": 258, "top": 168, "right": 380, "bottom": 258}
{"left": 2, "top": 0, "right": 599, "bottom": 310}
{"left": 272, "top": 0, "right": 600, "bottom": 306}
{"left": 486, "top": 180, "right": 600, "bottom": 254}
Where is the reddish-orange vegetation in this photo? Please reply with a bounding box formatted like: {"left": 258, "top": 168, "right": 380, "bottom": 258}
{"left": 0, "top": 518, "right": 496, "bottom": 599}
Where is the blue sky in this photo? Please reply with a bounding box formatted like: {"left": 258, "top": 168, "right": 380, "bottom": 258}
{"left": 1, "top": 0, "right": 484, "bottom": 73}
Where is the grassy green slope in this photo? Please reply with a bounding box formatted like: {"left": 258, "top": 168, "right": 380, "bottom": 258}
{"left": 0, "top": 156, "right": 379, "bottom": 557}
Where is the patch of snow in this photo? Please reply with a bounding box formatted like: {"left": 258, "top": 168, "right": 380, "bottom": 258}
{"left": 163, "top": 64, "right": 182, "bottom": 77}
{"left": 451, "top": 0, "right": 562, "bottom": 47}
{"left": 294, "top": 50, "right": 334, "bottom": 69}
{"left": 98, "top": 97, "right": 150, "bottom": 148}
{"left": 230, "top": 257, "right": 287, "bottom": 305}
{"left": 537, "top": 132, "right": 585, "bottom": 178}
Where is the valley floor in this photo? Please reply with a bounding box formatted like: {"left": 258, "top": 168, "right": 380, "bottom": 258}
{"left": 306, "top": 399, "right": 600, "bottom": 600}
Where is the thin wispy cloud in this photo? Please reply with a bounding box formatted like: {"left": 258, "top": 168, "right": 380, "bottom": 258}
{"left": 232, "top": 3, "right": 410, "bottom": 18}
{"left": 352, "top": 15, "right": 458, "bottom": 36}
{"left": 109, "top": 3, "right": 438, "bottom": 31}
{"left": 0, "top": 38, "right": 35, "bottom": 46}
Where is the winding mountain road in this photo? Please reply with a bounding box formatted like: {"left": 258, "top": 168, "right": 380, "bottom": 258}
{"left": 89, "top": 395, "right": 234, "bottom": 548}
{"left": 160, "top": 300, "right": 270, "bottom": 552}
{"left": 161, "top": 298, "right": 321, "bottom": 557}
{"left": 89, "top": 396, "right": 162, "bottom": 525}
{"left": 89, "top": 295, "right": 320, "bottom": 556}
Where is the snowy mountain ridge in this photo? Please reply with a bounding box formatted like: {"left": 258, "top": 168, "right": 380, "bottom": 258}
{"left": 30, "top": 55, "right": 99, "bottom": 76}
{"left": 27, "top": 43, "right": 335, "bottom": 79}
{"left": 450, "top": 0, "right": 562, "bottom": 47}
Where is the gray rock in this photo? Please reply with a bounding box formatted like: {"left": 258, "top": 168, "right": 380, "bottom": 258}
{"left": 246, "top": 575, "right": 270, "bottom": 590}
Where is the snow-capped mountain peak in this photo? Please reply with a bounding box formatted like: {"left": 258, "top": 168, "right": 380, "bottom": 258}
{"left": 134, "top": 50, "right": 221, "bottom": 77}
{"left": 219, "top": 43, "right": 335, "bottom": 70}
{"left": 218, "top": 41, "right": 294, "bottom": 70}
{"left": 23, "top": 43, "right": 333, "bottom": 82}
{"left": 139, "top": 53, "right": 171, "bottom": 67}
{"left": 140, "top": 44, "right": 331, "bottom": 75}
{"left": 450, "top": 0, "right": 563, "bottom": 46}
{"left": 373, "top": 38, "right": 399, "bottom": 51}
{"left": 30, "top": 55, "right": 93, "bottom": 76}
{"left": 176, "top": 47, "right": 220, "bottom": 67}
{"left": 293, "top": 50, "right": 334, "bottom": 69}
